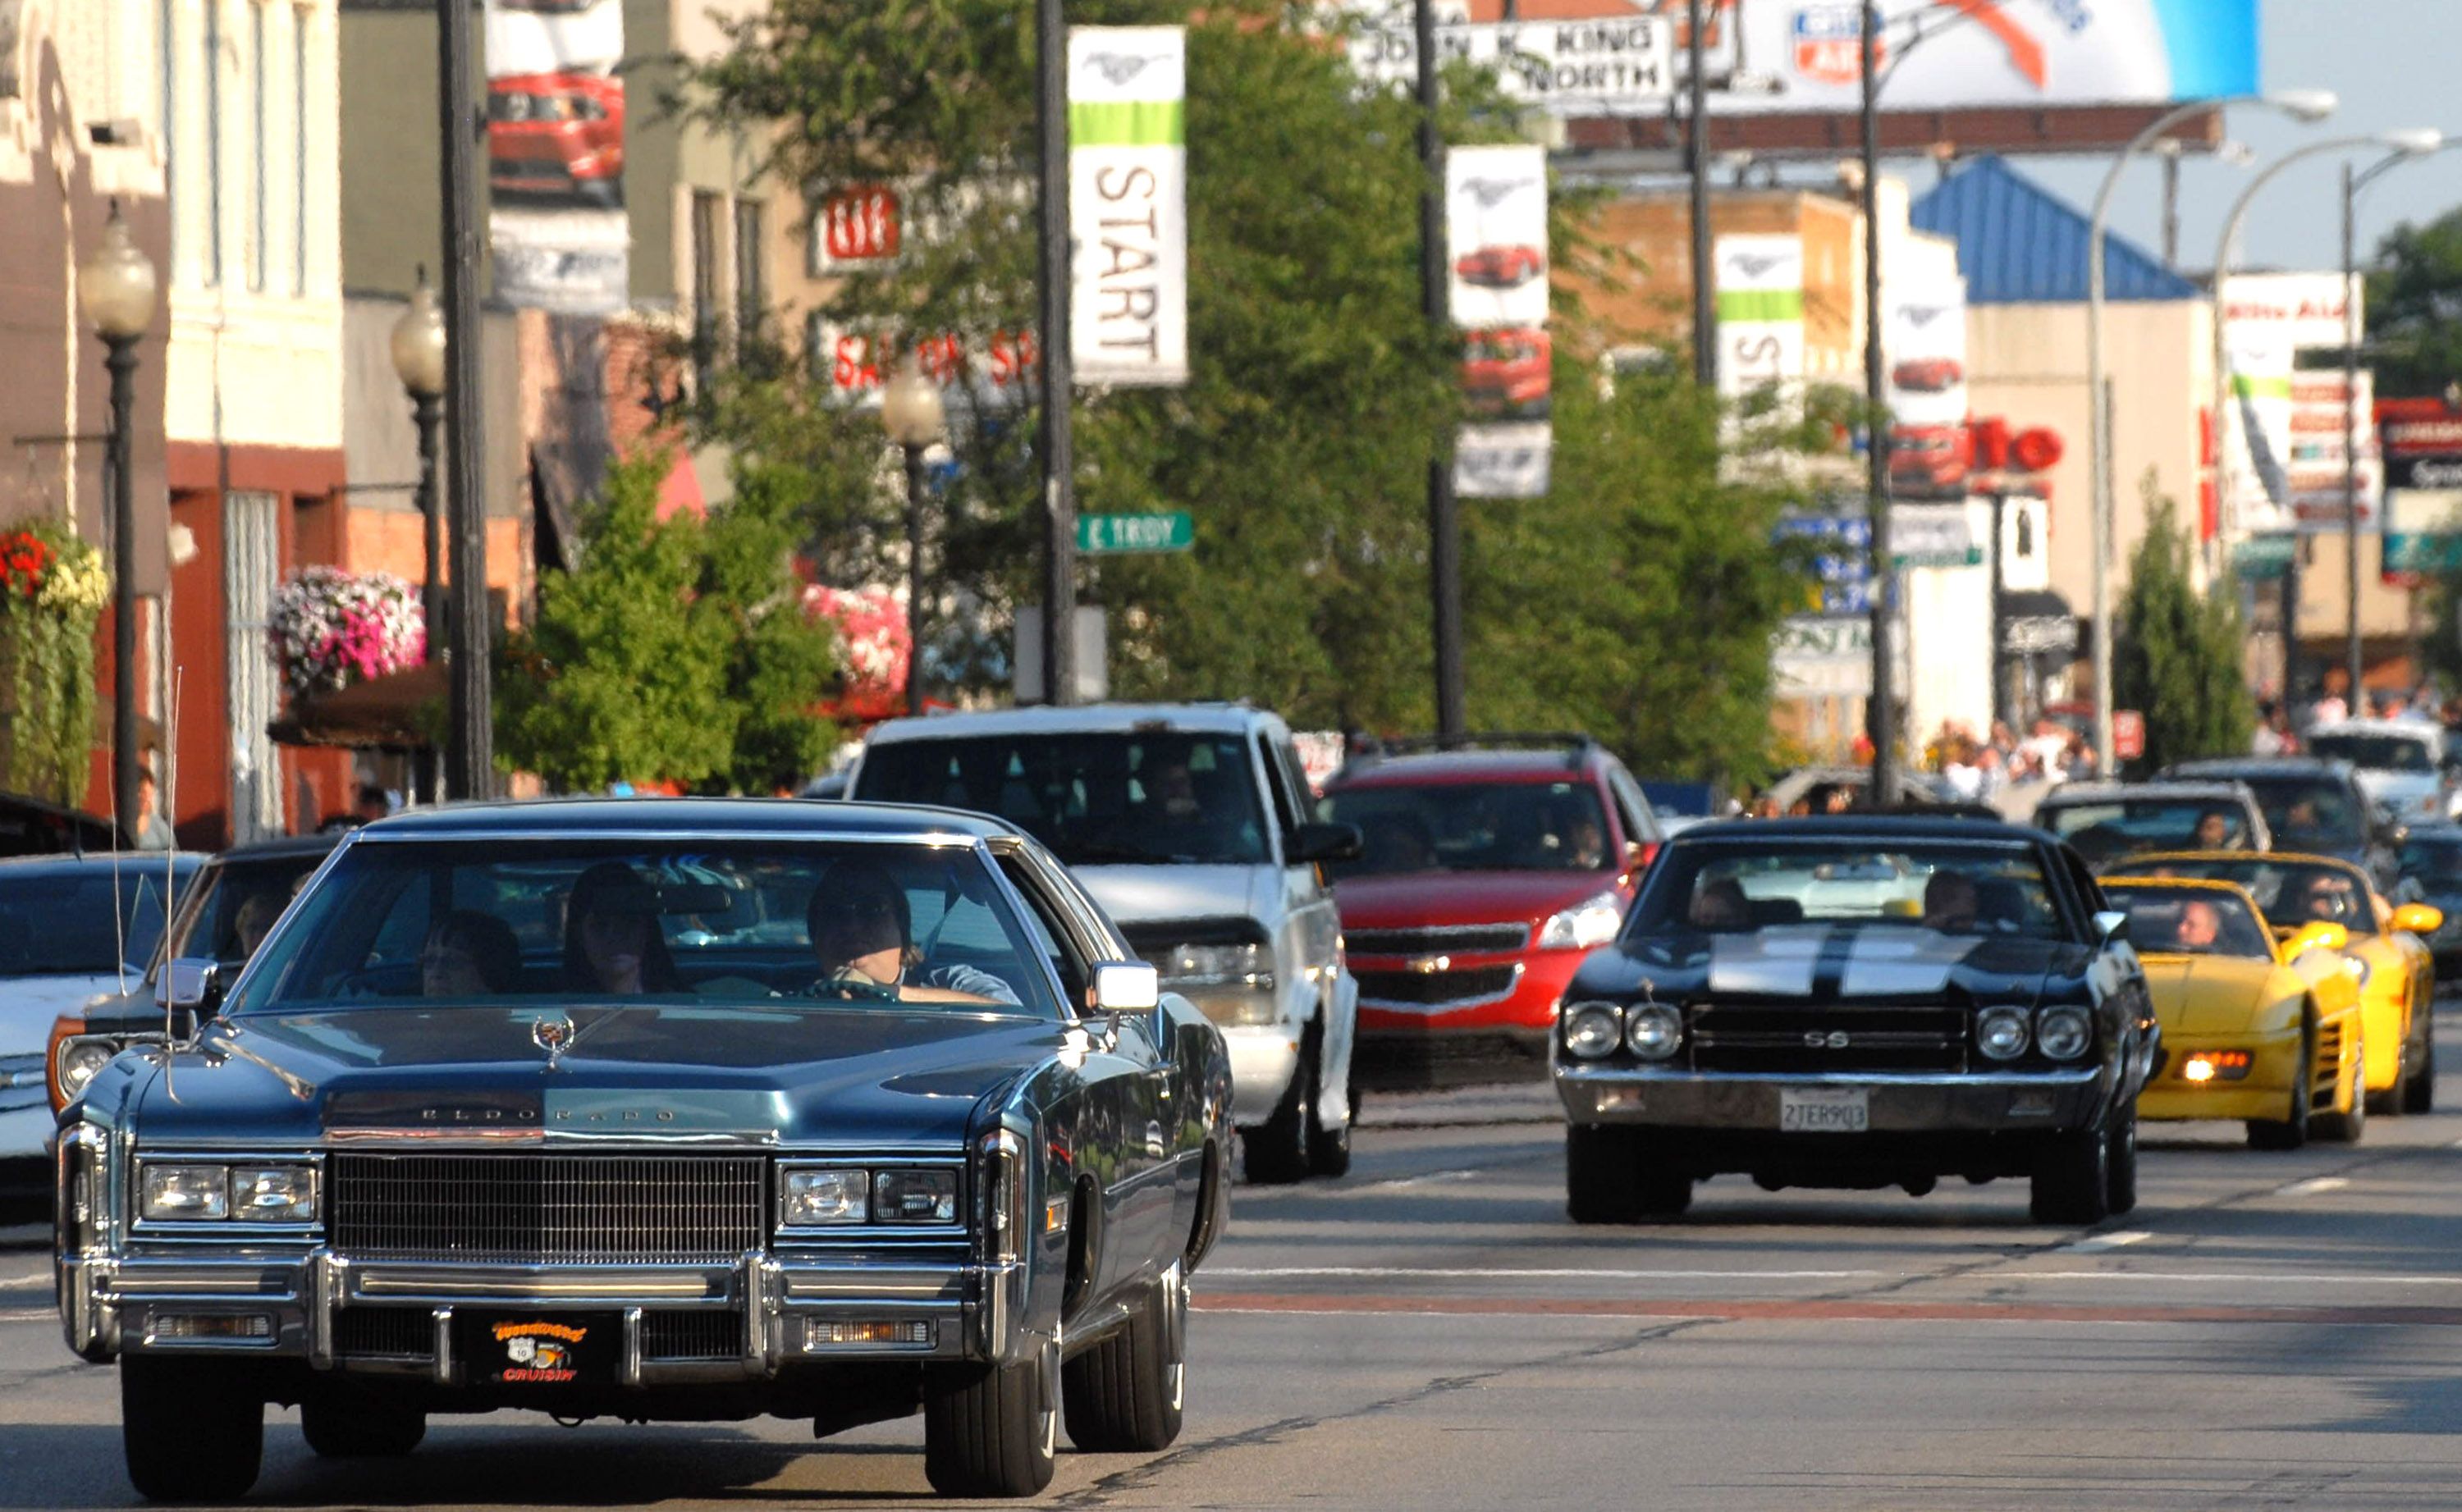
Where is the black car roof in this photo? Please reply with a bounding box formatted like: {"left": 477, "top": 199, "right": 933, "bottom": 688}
{"left": 217, "top": 831, "right": 346, "bottom": 861}
{"left": 356, "top": 796, "right": 1017, "bottom": 842}
{"left": 2166, "top": 758, "right": 2350, "bottom": 779}
{"left": 1673, "top": 815, "right": 2053, "bottom": 845}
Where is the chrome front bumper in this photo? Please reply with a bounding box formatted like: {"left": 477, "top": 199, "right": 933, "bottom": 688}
{"left": 1554, "top": 1065, "right": 2112, "bottom": 1132}
{"left": 60, "top": 1248, "right": 1031, "bottom": 1379}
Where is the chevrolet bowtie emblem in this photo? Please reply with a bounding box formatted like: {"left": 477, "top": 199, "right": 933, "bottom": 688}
{"left": 1407, "top": 954, "right": 1452, "bottom": 975}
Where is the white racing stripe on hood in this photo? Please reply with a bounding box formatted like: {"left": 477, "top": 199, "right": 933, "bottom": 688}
{"left": 1707, "top": 926, "right": 1827, "bottom": 997}
{"left": 1837, "top": 930, "right": 1982, "bottom": 998}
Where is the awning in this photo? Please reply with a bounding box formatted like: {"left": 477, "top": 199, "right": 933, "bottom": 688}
{"left": 2000, "top": 588, "right": 2080, "bottom": 656}
{"left": 267, "top": 661, "right": 446, "bottom": 751}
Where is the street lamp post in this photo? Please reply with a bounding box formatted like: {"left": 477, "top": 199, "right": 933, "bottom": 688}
{"left": 2087, "top": 89, "right": 2336, "bottom": 776}
{"left": 76, "top": 201, "right": 158, "bottom": 847}
{"left": 2343, "top": 137, "right": 2446, "bottom": 709}
{"left": 2205, "top": 130, "right": 2436, "bottom": 710}
{"left": 880, "top": 361, "right": 948, "bottom": 718}
{"left": 390, "top": 269, "right": 448, "bottom": 804}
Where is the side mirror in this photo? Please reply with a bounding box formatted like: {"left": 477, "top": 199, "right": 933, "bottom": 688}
{"left": 1625, "top": 840, "right": 1659, "bottom": 873}
{"left": 1288, "top": 821, "right": 1364, "bottom": 866}
{"left": 154, "top": 957, "right": 222, "bottom": 1014}
{"left": 2393, "top": 902, "right": 2445, "bottom": 935}
{"left": 2285, "top": 920, "right": 2351, "bottom": 958}
{"left": 2092, "top": 910, "right": 2130, "bottom": 945}
{"left": 1091, "top": 962, "right": 1161, "bottom": 1014}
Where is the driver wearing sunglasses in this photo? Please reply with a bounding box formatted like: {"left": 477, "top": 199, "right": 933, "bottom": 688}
{"left": 804, "top": 862, "right": 1018, "bottom": 1005}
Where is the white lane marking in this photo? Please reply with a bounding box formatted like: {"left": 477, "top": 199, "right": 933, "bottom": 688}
{"left": 1351, "top": 1168, "right": 1484, "bottom": 1193}
{"left": 1205, "top": 1267, "right": 1886, "bottom": 1281}
{"left": 2275, "top": 1176, "right": 2351, "bottom": 1197}
{"left": 0, "top": 1307, "right": 50, "bottom": 1324}
{"left": 0, "top": 1275, "right": 48, "bottom": 1292}
{"left": 2057, "top": 1231, "right": 2152, "bottom": 1254}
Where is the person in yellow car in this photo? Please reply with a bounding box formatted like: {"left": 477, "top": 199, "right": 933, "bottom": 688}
{"left": 2101, "top": 878, "right": 2368, "bottom": 1149}
{"left": 2105, "top": 852, "right": 2441, "bottom": 1115}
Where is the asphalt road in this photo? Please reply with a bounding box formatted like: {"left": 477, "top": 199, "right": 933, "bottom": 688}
{"left": 8, "top": 1040, "right": 2462, "bottom": 1510}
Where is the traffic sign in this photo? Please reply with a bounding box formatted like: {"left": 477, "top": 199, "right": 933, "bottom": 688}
{"left": 1078, "top": 512, "right": 1193, "bottom": 555}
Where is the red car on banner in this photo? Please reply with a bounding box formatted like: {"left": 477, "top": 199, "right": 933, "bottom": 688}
{"left": 1891, "top": 357, "right": 1963, "bottom": 392}
{"left": 1317, "top": 738, "right": 1667, "bottom": 1089}
{"left": 488, "top": 72, "right": 625, "bottom": 208}
{"left": 1463, "top": 328, "right": 1551, "bottom": 421}
{"left": 1455, "top": 244, "right": 1544, "bottom": 288}
{"left": 1888, "top": 423, "right": 1972, "bottom": 499}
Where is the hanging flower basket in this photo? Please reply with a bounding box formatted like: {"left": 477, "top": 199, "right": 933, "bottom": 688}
{"left": 803, "top": 583, "right": 910, "bottom": 706}
{"left": 0, "top": 521, "right": 108, "bottom": 805}
{"left": 268, "top": 567, "right": 426, "bottom": 701}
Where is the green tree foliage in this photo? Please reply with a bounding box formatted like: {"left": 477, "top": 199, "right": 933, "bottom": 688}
{"left": 2368, "top": 206, "right": 2462, "bottom": 400}
{"left": 497, "top": 460, "right": 838, "bottom": 793}
{"left": 2112, "top": 486, "right": 2252, "bottom": 774}
{"left": 686, "top": 2, "right": 1811, "bottom": 768}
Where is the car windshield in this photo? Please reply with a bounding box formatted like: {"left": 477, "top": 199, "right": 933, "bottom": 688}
{"left": 2235, "top": 776, "right": 2366, "bottom": 848}
{"left": 2308, "top": 733, "right": 2437, "bottom": 773}
{"left": 224, "top": 839, "right": 1065, "bottom": 1018}
{"left": 154, "top": 853, "right": 332, "bottom": 982}
{"left": 855, "top": 733, "right": 1270, "bottom": 867}
{"left": 2099, "top": 883, "right": 2275, "bottom": 961}
{"left": 1631, "top": 842, "right": 2066, "bottom": 940}
{"left": 2398, "top": 837, "right": 2462, "bottom": 885}
{"left": 2037, "top": 798, "right": 2254, "bottom": 863}
{"left": 1320, "top": 781, "right": 1612, "bottom": 878}
{"left": 0, "top": 867, "right": 184, "bottom": 978}
{"left": 2111, "top": 856, "right": 2378, "bottom": 936}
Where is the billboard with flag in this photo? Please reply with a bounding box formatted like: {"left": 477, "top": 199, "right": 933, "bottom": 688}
{"left": 1069, "top": 26, "right": 1189, "bottom": 388}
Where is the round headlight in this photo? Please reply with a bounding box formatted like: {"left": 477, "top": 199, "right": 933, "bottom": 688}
{"left": 55, "top": 1039, "right": 116, "bottom": 1102}
{"left": 2035, "top": 1006, "right": 2092, "bottom": 1061}
{"left": 1563, "top": 1003, "right": 1624, "bottom": 1060}
{"left": 1976, "top": 1006, "right": 2030, "bottom": 1062}
{"left": 1625, "top": 1003, "right": 1682, "bottom": 1062}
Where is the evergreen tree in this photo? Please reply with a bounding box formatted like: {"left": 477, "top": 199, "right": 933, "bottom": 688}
{"left": 2112, "top": 486, "right": 2252, "bottom": 774}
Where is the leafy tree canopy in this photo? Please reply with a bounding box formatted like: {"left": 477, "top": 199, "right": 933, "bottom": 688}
{"left": 2112, "top": 484, "right": 2251, "bottom": 775}
{"left": 2367, "top": 205, "right": 2462, "bottom": 400}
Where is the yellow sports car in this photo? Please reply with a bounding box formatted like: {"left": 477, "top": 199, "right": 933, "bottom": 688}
{"left": 2111, "top": 852, "right": 2441, "bottom": 1115}
{"left": 2101, "top": 878, "right": 2368, "bottom": 1147}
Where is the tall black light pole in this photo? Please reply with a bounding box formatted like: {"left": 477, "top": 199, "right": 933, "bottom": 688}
{"left": 77, "top": 202, "right": 158, "bottom": 843}
{"left": 1687, "top": 0, "right": 1715, "bottom": 389}
{"left": 391, "top": 269, "right": 448, "bottom": 803}
{"left": 1860, "top": 1, "right": 1896, "bottom": 807}
{"left": 1416, "top": 0, "right": 1464, "bottom": 737}
{"left": 437, "top": 0, "right": 492, "bottom": 797}
{"left": 1035, "top": 0, "right": 1078, "bottom": 706}
{"left": 881, "top": 362, "right": 948, "bottom": 717}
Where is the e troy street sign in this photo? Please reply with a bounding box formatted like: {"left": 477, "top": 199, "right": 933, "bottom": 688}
{"left": 1078, "top": 512, "right": 1194, "bottom": 555}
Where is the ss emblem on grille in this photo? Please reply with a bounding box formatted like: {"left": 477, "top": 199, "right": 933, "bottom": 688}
{"left": 1804, "top": 1030, "right": 1851, "bottom": 1049}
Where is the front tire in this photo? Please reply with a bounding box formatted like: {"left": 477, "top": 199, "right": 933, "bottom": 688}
{"left": 2405, "top": 1037, "right": 2436, "bottom": 1113}
{"left": 300, "top": 1395, "right": 425, "bottom": 1458}
{"left": 2030, "top": 1121, "right": 2112, "bottom": 1226}
{"left": 924, "top": 1339, "right": 1058, "bottom": 1498}
{"left": 1062, "top": 1263, "right": 1187, "bottom": 1454}
{"left": 2249, "top": 1015, "right": 2317, "bottom": 1151}
{"left": 1243, "top": 1027, "right": 1320, "bottom": 1185}
{"left": 122, "top": 1357, "right": 263, "bottom": 1503}
{"left": 2104, "top": 1103, "right": 2139, "bottom": 1217}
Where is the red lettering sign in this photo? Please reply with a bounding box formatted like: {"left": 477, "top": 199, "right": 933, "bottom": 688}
{"left": 821, "top": 186, "right": 902, "bottom": 264}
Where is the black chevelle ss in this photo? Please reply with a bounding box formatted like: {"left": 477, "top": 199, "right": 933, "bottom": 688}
{"left": 1553, "top": 817, "right": 2157, "bottom": 1225}
{"left": 57, "top": 800, "right": 1232, "bottom": 1501}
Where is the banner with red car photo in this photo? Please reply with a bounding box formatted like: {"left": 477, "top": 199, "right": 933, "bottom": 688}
{"left": 1447, "top": 144, "right": 1549, "bottom": 499}
{"left": 484, "top": 0, "right": 629, "bottom": 314}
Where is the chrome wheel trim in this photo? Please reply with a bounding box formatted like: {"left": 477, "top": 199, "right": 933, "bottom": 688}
{"left": 1037, "top": 1338, "right": 1059, "bottom": 1459}
{"left": 1163, "top": 1262, "right": 1188, "bottom": 1413}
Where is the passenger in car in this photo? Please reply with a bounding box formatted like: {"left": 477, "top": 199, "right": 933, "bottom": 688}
{"left": 422, "top": 911, "right": 524, "bottom": 997}
{"left": 1690, "top": 878, "right": 1750, "bottom": 931}
{"left": 804, "top": 862, "right": 1019, "bottom": 1006}
{"left": 1921, "top": 870, "right": 1979, "bottom": 933}
{"left": 562, "top": 861, "right": 684, "bottom": 994}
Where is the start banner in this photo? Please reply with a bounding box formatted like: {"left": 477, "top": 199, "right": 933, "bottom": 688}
{"left": 1069, "top": 27, "right": 1189, "bottom": 388}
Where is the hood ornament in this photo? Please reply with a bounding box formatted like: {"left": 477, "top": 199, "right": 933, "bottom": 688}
{"left": 531, "top": 1014, "right": 576, "bottom": 1070}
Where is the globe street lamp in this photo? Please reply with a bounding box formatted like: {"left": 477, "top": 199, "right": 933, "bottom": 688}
{"left": 879, "top": 360, "right": 947, "bottom": 716}
{"left": 76, "top": 200, "right": 158, "bottom": 847}
{"left": 2086, "top": 88, "right": 2336, "bottom": 776}
{"left": 390, "top": 267, "right": 448, "bottom": 803}
{"left": 2207, "top": 130, "right": 2438, "bottom": 707}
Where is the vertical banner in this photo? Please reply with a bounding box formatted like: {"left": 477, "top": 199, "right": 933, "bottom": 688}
{"left": 483, "top": 0, "right": 629, "bottom": 314}
{"left": 1448, "top": 144, "right": 1549, "bottom": 498}
{"left": 1713, "top": 234, "right": 1805, "bottom": 400}
{"left": 1881, "top": 238, "right": 1970, "bottom": 501}
{"left": 2218, "top": 272, "right": 2364, "bottom": 534}
{"left": 1069, "top": 26, "right": 1189, "bottom": 387}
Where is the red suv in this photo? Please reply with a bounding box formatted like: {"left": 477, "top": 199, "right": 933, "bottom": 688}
{"left": 488, "top": 72, "right": 625, "bottom": 208}
{"left": 1318, "top": 736, "right": 1665, "bottom": 1089}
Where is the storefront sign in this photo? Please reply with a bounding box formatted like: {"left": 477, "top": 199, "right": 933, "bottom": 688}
{"left": 1069, "top": 26, "right": 1189, "bottom": 388}
{"left": 1348, "top": 11, "right": 1674, "bottom": 114}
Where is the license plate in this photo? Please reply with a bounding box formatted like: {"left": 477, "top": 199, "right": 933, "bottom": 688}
{"left": 1779, "top": 1087, "right": 1869, "bottom": 1133}
{"left": 464, "top": 1313, "right": 616, "bottom": 1387}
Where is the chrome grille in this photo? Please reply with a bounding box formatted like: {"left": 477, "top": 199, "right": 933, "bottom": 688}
{"left": 1687, "top": 1005, "right": 1968, "bottom": 1074}
{"left": 1355, "top": 964, "right": 1521, "bottom": 1007}
{"left": 335, "top": 1307, "right": 432, "bottom": 1359}
{"left": 331, "top": 1153, "right": 767, "bottom": 1263}
{"left": 643, "top": 1310, "right": 745, "bottom": 1360}
{"left": 1346, "top": 923, "right": 1530, "bottom": 956}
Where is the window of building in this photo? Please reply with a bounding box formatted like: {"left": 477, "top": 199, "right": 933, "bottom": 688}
{"left": 734, "top": 196, "right": 767, "bottom": 348}
{"left": 294, "top": 6, "right": 310, "bottom": 295}
{"left": 205, "top": 0, "right": 225, "bottom": 287}
{"left": 250, "top": 0, "right": 268, "bottom": 291}
{"left": 691, "top": 189, "right": 724, "bottom": 378}
{"left": 224, "top": 491, "right": 284, "bottom": 843}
